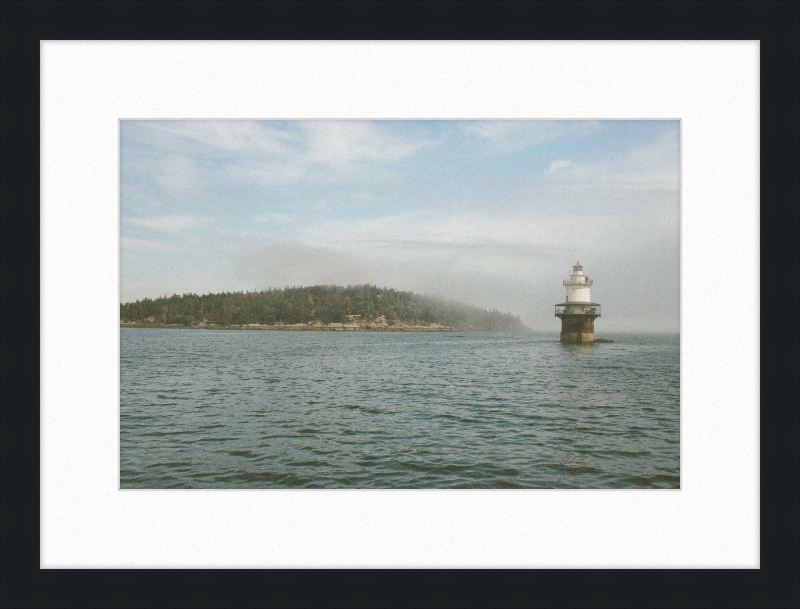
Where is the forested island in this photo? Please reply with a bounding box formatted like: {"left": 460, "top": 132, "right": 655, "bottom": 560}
{"left": 120, "top": 284, "right": 529, "bottom": 332}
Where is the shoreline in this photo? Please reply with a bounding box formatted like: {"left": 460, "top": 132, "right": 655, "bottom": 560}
{"left": 120, "top": 321, "right": 460, "bottom": 332}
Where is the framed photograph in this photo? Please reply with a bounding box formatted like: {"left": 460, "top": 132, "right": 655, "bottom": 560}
{"left": 2, "top": 1, "right": 797, "bottom": 607}
{"left": 118, "top": 118, "right": 680, "bottom": 492}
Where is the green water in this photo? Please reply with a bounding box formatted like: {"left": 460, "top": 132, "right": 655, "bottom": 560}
{"left": 120, "top": 329, "right": 679, "bottom": 489}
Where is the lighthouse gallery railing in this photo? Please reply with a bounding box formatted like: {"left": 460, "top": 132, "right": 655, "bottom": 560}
{"left": 554, "top": 304, "right": 601, "bottom": 317}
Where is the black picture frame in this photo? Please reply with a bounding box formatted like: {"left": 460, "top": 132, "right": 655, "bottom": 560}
{"left": 2, "top": 2, "right": 798, "bottom": 607}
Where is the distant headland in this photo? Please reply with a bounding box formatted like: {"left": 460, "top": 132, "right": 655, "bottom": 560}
{"left": 120, "top": 284, "right": 530, "bottom": 332}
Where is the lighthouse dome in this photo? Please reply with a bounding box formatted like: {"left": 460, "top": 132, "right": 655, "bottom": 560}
{"left": 573, "top": 262, "right": 583, "bottom": 273}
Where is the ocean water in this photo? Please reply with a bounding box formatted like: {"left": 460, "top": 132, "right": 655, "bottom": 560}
{"left": 120, "top": 329, "right": 680, "bottom": 489}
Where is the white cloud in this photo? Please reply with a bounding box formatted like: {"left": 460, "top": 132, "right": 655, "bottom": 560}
{"left": 155, "top": 155, "right": 199, "bottom": 190}
{"left": 545, "top": 129, "right": 679, "bottom": 191}
{"left": 119, "top": 184, "right": 163, "bottom": 215}
{"left": 228, "top": 159, "right": 307, "bottom": 186}
{"left": 302, "top": 121, "right": 437, "bottom": 166}
{"left": 222, "top": 122, "right": 438, "bottom": 186}
{"left": 300, "top": 210, "right": 673, "bottom": 262}
{"left": 129, "top": 120, "right": 295, "bottom": 156}
{"left": 548, "top": 159, "right": 572, "bottom": 173}
{"left": 124, "top": 121, "right": 439, "bottom": 190}
{"left": 253, "top": 213, "right": 291, "bottom": 224}
{"left": 125, "top": 214, "right": 209, "bottom": 233}
{"left": 625, "top": 129, "right": 680, "bottom": 169}
{"left": 461, "top": 120, "right": 600, "bottom": 153}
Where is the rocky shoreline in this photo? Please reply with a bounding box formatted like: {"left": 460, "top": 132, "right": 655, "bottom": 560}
{"left": 120, "top": 320, "right": 459, "bottom": 332}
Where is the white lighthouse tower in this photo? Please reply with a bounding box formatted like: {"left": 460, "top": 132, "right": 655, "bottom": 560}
{"left": 554, "top": 262, "right": 601, "bottom": 343}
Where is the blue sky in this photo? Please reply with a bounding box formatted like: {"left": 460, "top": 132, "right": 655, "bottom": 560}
{"left": 121, "top": 120, "right": 680, "bottom": 331}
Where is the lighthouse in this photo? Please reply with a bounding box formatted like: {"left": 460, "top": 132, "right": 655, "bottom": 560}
{"left": 554, "top": 262, "right": 601, "bottom": 343}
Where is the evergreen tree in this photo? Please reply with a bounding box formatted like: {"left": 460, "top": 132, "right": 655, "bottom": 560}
{"left": 120, "top": 285, "right": 529, "bottom": 332}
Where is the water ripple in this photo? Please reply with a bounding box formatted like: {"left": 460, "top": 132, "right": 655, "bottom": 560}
{"left": 121, "top": 329, "right": 680, "bottom": 489}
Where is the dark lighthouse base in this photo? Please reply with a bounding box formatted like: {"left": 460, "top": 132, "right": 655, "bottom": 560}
{"left": 559, "top": 314, "right": 596, "bottom": 343}
{"left": 554, "top": 302, "right": 601, "bottom": 343}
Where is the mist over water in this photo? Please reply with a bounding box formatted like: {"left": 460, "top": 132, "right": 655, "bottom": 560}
{"left": 121, "top": 329, "right": 679, "bottom": 489}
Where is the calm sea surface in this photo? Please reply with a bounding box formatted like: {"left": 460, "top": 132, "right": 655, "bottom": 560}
{"left": 121, "top": 329, "right": 679, "bottom": 489}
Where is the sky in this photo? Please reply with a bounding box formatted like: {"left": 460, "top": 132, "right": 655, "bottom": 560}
{"left": 120, "top": 120, "right": 680, "bottom": 332}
